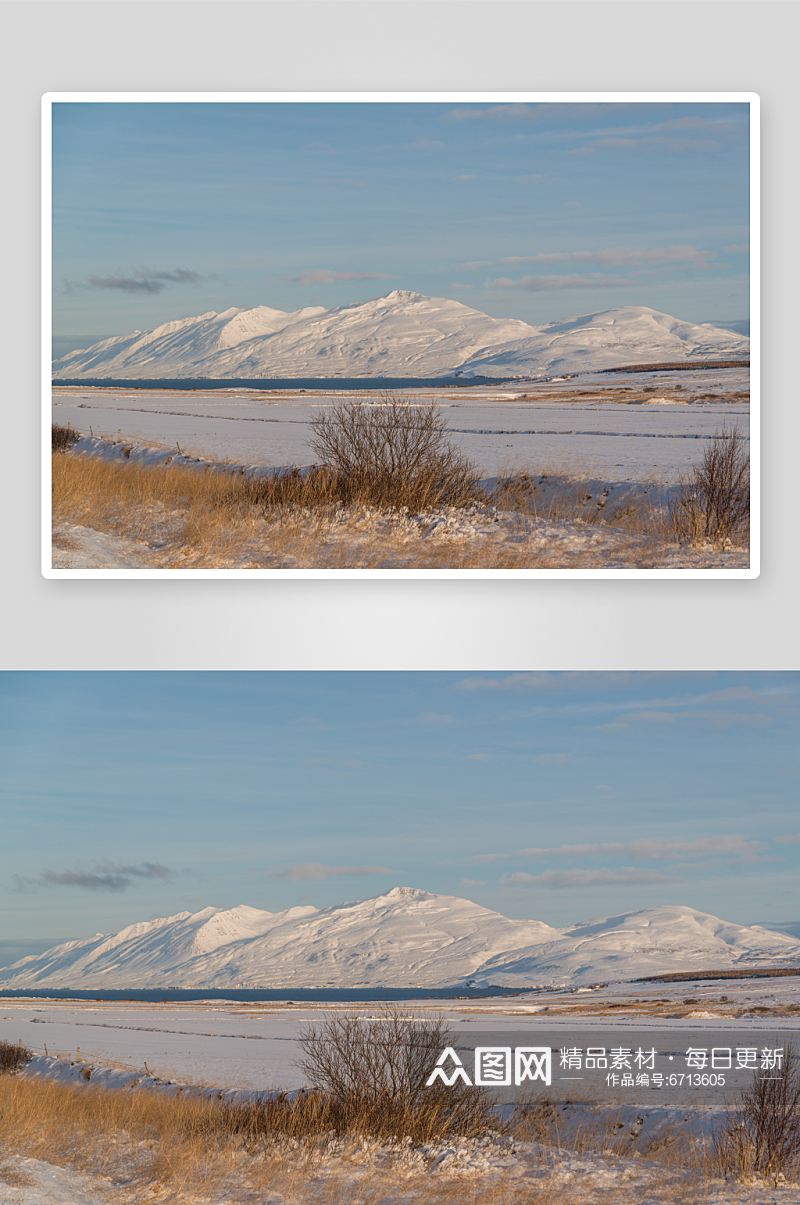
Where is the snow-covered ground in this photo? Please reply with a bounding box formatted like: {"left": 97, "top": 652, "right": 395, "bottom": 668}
{"left": 2, "top": 984, "right": 799, "bottom": 1096}
{"left": 50, "top": 366, "right": 751, "bottom": 572}
{"left": 52, "top": 363, "right": 750, "bottom": 483}
{"left": 1, "top": 988, "right": 798, "bottom": 1203}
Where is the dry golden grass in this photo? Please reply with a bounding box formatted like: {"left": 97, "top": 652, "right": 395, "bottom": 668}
{"left": 0, "top": 1075, "right": 552, "bottom": 1203}
{"left": 0, "top": 1073, "right": 768, "bottom": 1205}
{"left": 51, "top": 451, "right": 749, "bottom": 570}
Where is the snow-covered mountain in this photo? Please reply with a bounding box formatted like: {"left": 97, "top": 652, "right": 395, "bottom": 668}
{"left": 53, "top": 304, "right": 327, "bottom": 380}
{"left": 52, "top": 293, "right": 749, "bottom": 380}
{"left": 456, "top": 307, "right": 750, "bottom": 378}
{"left": 2, "top": 890, "right": 796, "bottom": 990}
{"left": 467, "top": 905, "right": 800, "bottom": 988}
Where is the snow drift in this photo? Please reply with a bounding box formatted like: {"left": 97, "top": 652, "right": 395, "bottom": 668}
{"left": 52, "top": 293, "right": 749, "bottom": 380}
{"left": 2, "top": 890, "right": 797, "bottom": 990}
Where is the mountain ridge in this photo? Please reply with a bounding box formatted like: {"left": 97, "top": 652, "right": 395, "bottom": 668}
{"left": 52, "top": 294, "right": 749, "bottom": 381}
{"left": 2, "top": 890, "right": 795, "bottom": 990}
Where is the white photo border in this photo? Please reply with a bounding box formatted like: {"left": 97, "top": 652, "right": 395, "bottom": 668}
{"left": 42, "top": 91, "right": 759, "bottom": 581}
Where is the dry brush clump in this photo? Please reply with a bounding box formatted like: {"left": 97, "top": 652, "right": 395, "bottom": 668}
{"left": 308, "top": 397, "right": 485, "bottom": 511}
{"left": 51, "top": 423, "right": 80, "bottom": 453}
{"left": 293, "top": 1010, "right": 501, "bottom": 1144}
{"left": 0, "top": 1040, "right": 32, "bottom": 1074}
{"left": 713, "top": 1043, "right": 800, "bottom": 1184}
{"left": 670, "top": 426, "right": 750, "bottom": 547}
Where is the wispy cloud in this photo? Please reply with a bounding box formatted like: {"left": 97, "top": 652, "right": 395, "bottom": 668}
{"left": 454, "top": 672, "right": 560, "bottom": 693}
{"left": 622, "top": 709, "right": 771, "bottom": 729}
{"left": 486, "top": 274, "right": 635, "bottom": 292}
{"left": 445, "top": 101, "right": 626, "bottom": 124}
{"left": 453, "top": 671, "right": 674, "bottom": 695}
{"left": 500, "top": 246, "right": 714, "bottom": 269}
{"left": 303, "top": 756, "right": 371, "bottom": 771}
{"left": 517, "top": 836, "right": 768, "bottom": 863}
{"left": 776, "top": 833, "right": 800, "bottom": 845}
{"left": 502, "top": 868, "right": 676, "bottom": 889}
{"left": 723, "top": 243, "right": 750, "bottom": 254}
{"left": 14, "top": 861, "right": 181, "bottom": 893}
{"left": 271, "top": 863, "right": 397, "bottom": 882}
{"left": 572, "top": 137, "right": 721, "bottom": 155}
{"left": 312, "top": 178, "right": 370, "bottom": 189}
{"left": 288, "top": 269, "right": 396, "bottom": 286}
{"left": 409, "top": 139, "right": 444, "bottom": 150}
{"left": 410, "top": 712, "right": 454, "bottom": 726}
{"left": 446, "top": 104, "right": 539, "bottom": 122}
{"left": 82, "top": 268, "right": 205, "bottom": 295}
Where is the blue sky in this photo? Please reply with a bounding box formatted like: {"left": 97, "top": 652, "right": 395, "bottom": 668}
{"left": 51, "top": 100, "right": 751, "bottom": 356}
{"left": 2, "top": 672, "right": 796, "bottom": 964}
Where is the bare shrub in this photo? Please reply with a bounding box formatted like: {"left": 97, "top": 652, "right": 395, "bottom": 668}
{"left": 670, "top": 426, "right": 750, "bottom": 546}
{"left": 52, "top": 423, "right": 79, "bottom": 454}
{"left": 294, "top": 1010, "right": 499, "bottom": 1142}
{"left": 713, "top": 1043, "right": 800, "bottom": 1184}
{"left": 308, "top": 397, "right": 484, "bottom": 510}
{"left": 0, "top": 1041, "right": 33, "bottom": 1074}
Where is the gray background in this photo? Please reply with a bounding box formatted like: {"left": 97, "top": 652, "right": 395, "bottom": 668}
{"left": 4, "top": 1, "right": 796, "bottom": 670}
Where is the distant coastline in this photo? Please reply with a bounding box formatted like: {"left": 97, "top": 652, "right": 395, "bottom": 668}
{"left": 51, "top": 376, "right": 509, "bottom": 391}
{"left": 0, "top": 986, "right": 520, "bottom": 1003}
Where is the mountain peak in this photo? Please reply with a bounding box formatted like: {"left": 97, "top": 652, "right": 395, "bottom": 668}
{"left": 379, "top": 290, "right": 425, "bottom": 302}
{"left": 383, "top": 886, "right": 433, "bottom": 900}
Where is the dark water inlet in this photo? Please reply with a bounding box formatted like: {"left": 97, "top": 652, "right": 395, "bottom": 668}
{"left": 0, "top": 986, "right": 528, "bottom": 1003}
{"left": 52, "top": 377, "right": 507, "bottom": 391}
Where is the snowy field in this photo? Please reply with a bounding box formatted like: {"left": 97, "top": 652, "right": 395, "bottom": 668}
{"left": 1, "top": 979, "right": 797, "bottom": 1205}
{"left": 52, "top": 365, "right": 750, "bottom": 485}
{"left": 1, "top": 973, "right": 797, "bottom": 1097}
